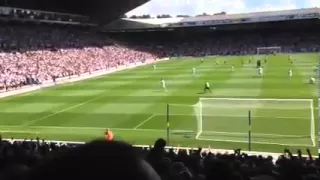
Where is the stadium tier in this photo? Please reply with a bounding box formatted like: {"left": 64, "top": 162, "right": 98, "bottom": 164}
{"left": 0, "top": 6, "right": 319, "bottom": 180}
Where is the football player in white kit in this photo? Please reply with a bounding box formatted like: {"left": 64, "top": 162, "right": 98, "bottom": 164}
{"left": 289, "top": 69, "right": 292, "bottom": 78}
{"left": 192, "top": 68, "right": 196, "bottom": 76}
{"left": 258, "top": 67, "right": 263, "bottom": 76}
{"left": 309, "top": 77, "right": 315, "bottom": 84}
{"left": 203, "top": 81, "right": 212, "bottom": 93}
{"left": 160, "top": 79, "right": 167, "bottom": 92}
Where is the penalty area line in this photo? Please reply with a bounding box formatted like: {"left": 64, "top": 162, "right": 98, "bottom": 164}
{"left": 19, "top": 94, "right": 107, "bottom": 127}
{"left": 134, "top": 114, "right": 156, "bottom": 129}
{"left": 0, "top": 125, "right": 181, "bottom": 132}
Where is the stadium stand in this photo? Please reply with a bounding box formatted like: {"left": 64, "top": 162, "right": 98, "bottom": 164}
{"left": 0, "top": 25, "right": 158, "bottom": 91}
{"left": 171, "top": 8, "right": 320, "bottom": 23}
{"left": 1, "top": 23, "right": 319, "bottom": 91}
{"left": 0, "top": 138, "right": 318, "bottom": 180}
{"left": 0, "top": 5, "right": 319, "bottom": 180}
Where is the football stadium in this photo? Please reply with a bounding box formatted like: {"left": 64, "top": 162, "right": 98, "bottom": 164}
{"left": 0, "top": 1, "right": 319, "bottom": 180}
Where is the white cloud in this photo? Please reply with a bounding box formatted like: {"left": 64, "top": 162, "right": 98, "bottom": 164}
{"left": 126, "top": 0, "right": 248, "bottom": 16}
{"left": 125, "top": 0, "right": 315, "bottom": 17}
{"left": 249, "top": 0, "right": 297, "bottom": 12}
{"left": 191, "top": 0, "right": 247, "bottom": 14}
{"left": 304, "top": 0, "right": 320, "bottom": 7}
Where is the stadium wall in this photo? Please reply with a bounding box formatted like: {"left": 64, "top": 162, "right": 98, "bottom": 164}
{"left": 0, "top": 57, "right": 169, "bottom": 98}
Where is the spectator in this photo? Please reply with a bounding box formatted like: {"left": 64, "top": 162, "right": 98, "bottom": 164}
{"left": 146, "top": 138, "right": 167, "bottom": 171}
{"left": 0, "top": 24, "right": 319, "bottom": 91}
{"left": 24, "top": 140, "right": 161, "bottom": 180}
{"left": 0, "top": 25, "right": 158, "bottom": 91}
{"left": 0, "top": 137, "right": 318, "bottom": 180}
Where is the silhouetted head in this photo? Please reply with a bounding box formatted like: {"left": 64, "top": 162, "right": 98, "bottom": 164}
{"left": 153, "top": 138, "right": 166, "bottom": 150}
{"left": 24, "top": 140, "right": 160, "bottom": 180}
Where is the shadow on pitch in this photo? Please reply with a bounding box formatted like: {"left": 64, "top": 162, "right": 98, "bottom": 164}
{"left": 198, "top": 92, "right": 213, "bottom": 94}
{"left": 171, "top": 131, "right": 196, "bottom": 138}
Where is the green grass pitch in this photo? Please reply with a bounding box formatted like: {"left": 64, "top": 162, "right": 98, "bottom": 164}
{"left": 0, "top": 53, "right": 317, "bottom": 154}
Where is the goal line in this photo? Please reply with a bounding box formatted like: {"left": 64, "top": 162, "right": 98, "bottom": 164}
{"left": 188, "top": 130, "right": 311, "bottom": 138}
{"left": 199, "top": 97, "right": 313, "bottom": 102}
{"left": 196, "top": 137, "right": 312, "bottom": 147}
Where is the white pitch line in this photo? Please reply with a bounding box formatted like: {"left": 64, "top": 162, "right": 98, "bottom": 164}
{"left": 196, "top": 137, "right": 313, "bottom": 147}
{"left": 199, "top": 130, "right": 308, "bottom": 138}
{"left": 0, "top": 130, "right": 40, "bottom": 134}
{"left": 20, "top": 94, "right": 106, "bottom": 127}
{"left": 133, "top": 114, "right": 156, "bottom": 129}
{"left": 0, "top": 125, "right": 175, "bottom": 132}
{"left": 156, "top": 113, "right": 311, "bottom": 120}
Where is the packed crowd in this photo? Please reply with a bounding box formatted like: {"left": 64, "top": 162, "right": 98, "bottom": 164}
{"left": 122, "top": 31, "right": 320, "bottom": 57}
{"left": 0, "top": 25, "right": 158, "bottom": 91}
{"left": 0, "top": 138, "right": 318, "bottom": 180}
{"left": 0, "top": 24, "right": 319, "bottom": 91}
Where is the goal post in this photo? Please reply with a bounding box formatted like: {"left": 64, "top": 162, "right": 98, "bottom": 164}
{"left": 166, "top": 98, "right": 315, "bottom": 148}
{"left": 195, "top": 101, "right": 202, "bottom": 139}
{"left": 197, "top": 97, "right": 315, "bottom": 147}
{"left": 257, "top": 46, "right": 281, "bottom": 55}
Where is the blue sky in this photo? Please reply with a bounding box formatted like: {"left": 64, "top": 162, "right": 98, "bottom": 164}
{"left": 126, "top": 0, "right": 319, "bottom": 16}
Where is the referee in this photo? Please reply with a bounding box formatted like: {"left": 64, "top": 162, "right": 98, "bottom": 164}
{"left": 204, "top": 82, "right": 212, "bottom": 93}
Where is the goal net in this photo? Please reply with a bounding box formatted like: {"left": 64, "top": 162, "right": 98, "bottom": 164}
{"left": 257, "top": 47, "right": 281, "bottom": 55}
{"left": 167, "top": 98, "right": 315, "bottom": 147}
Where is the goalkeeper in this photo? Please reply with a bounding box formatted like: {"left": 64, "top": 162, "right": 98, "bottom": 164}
{"left": 203, "top": 81, "right": 212, "bottom": 93}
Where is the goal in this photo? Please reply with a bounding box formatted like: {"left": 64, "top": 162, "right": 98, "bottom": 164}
{"left": 257, "top": 47, "right": 281, "bottom": 55}
{"left": 167, "top": 98, "right": 315, "bottom": 147}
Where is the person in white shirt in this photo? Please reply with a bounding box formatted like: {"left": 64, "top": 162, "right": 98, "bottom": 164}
{"left": 231, "top": 65, "right": 234, "bottom": 72}
{"left": 153, "top": 65, "right": 156, "bottom": 70}
{"left": 192, "top": 68, "right": 196, "bottom": 76}
{"left": 289, "top": 69, "right": 292, "bottom": 78}
{"left": 203, "top": 81, "right": 212, "bottom": 93}
{"left": 309, "top": 77, "right": 315, "bottom": 84}
{"left": 160, "top": 79, "right": 167, "bottom": 92}
{"left": 258, "top": 67, "right": 263, "bottom": 76}
{"left": 289, "top": 55, "right": 294, "bottom": 64}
